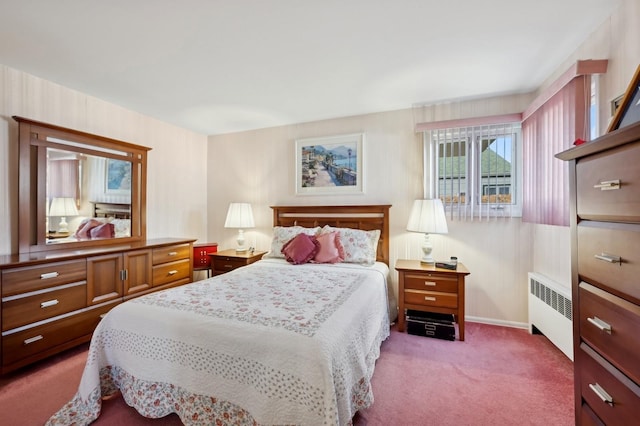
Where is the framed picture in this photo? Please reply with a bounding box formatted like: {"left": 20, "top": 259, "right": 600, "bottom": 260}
{"left": 105, "top": 159, "right": 132, "bottom": 194}
{"left": 295, "top": 133, "right": 364, "bottom": 195}
{"left": 608, "top": 65, "right": 640, "bottom": 132}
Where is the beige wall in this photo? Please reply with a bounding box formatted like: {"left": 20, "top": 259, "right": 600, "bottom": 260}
{"left": 208, "top": 0, "right": 640, "bottom": 326}
{"left": 208, "top": 96, "right": 537, "bottom": 327}
{"left": 0, "top": 65, "right": 209, "bottom": 256}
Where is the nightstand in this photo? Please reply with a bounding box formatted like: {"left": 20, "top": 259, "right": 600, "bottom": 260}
{"left": 210, "top": 249, "right": 266, "bottom": 275}
{"left": 395, "top": 259, "right": 470, "bottom": 340}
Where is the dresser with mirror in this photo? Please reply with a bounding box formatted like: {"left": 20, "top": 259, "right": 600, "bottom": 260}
{"left": 0, "top": 117, "right": 195, "bottom": 373}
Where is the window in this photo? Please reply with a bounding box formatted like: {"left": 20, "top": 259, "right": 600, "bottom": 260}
{"left": 425, "top": 122, "right": 522, "bottom": 220}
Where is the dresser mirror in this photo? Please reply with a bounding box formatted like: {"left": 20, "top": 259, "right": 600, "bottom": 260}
{"left": 15, "top": 116, "right": 150, "bottom": 253}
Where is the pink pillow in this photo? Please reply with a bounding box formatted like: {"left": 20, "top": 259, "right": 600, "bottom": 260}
{"left": 74, "top": 218, "right": 102, "bottom": 239}
{"left": 89, "top": 223, "right": 115, "bottom": 239}
{"left": 313, "top": 231, "right": 345, "bottom": 263}
{"left": 281, "top": 233, "right": 320, "bottom": 265}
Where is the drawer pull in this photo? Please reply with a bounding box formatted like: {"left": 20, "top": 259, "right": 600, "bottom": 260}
{"left": 40, "top": 299, "right": 59, "bottom": 308}
{"left": 168, "top": 251, "right": 178, "bottom": 256}
{"left": 40, "top": 272, "right": 59, "bottom": 280}
{"left": 589, "top": 383, "right": 614, "bottom": 406}
{"left": 24, "top": 335, "right": 43, "bottom": 345}
{"left": 587, "top": 316, "right": 612, "bottom": 334}
{"left": 224, "top": 264, "right": 233, "bottom": 268}
{"left": 424, "top": 296, "right": 436, "bottom": 301}
{"left": 594, "top": 253, "right": 621, "bottom": 264}
{"left": 593, "top": 179, "right": 620, "bottom": 191}
{"left": 424, "top": 281, "right": 437, "bottom": 286}
{"left": 99, "top": 313, "right": 107, "bottom": 319}
{"left": 168, "top": 270, "right": 178, "bottom": 275}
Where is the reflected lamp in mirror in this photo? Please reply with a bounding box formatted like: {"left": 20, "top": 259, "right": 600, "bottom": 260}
{"left": 49, "top": 197, "right": 79, "bottom": 234}
{"left": 406, "top": 199, "right": 448, "bottom": 265}
{"left": 224, "top": 203, "right": 255, "bottom": 252}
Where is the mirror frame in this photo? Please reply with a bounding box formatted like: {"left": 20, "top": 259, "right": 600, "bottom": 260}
{"left": 14, "top": 116, "right": 151, "bottom": 253}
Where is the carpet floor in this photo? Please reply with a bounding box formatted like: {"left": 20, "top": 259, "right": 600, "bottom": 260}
{"left": 0, "top": 322, "right": 574, "bottom": 425}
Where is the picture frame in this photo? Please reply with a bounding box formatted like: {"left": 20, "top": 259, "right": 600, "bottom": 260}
{"left": 295, "top": 133, "right": 364, "bottom": 195}
{"left": 608, "top": 64, "right": 640, "bottom": 132}
{"left": 105, "top": 159, "right": 132, "bottom": 194}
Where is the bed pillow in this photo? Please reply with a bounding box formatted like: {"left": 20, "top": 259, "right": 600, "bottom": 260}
{"left": 264, "top": 226, "right": 321, "bottom": 258}
{"left": 321, "top": 225, "right": 380, "bottom": 265}
{"left": 281, "top": 233, "right": 320, "bottom": 265}
{"left": 74, "top": 218, "right": 102, "bottom": 240}
{"left": 89, "top": 222, "right": 115, "bottom": 239}
{"left": 313, "top": 231, "right": 345, "bottom": 264}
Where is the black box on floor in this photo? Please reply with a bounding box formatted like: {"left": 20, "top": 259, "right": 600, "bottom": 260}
{"left": 406, "top": 310, "right": 456, "bottom": 341}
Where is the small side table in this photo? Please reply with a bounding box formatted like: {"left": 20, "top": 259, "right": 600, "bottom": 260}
{"left": 395, "top": 259, "right": 470, "bottom": 341}
{"left": 210, "top": 249, "right": 266, "bottom": 276}
{"left": 193, "top": 242, "right": 218, "bottom": 278}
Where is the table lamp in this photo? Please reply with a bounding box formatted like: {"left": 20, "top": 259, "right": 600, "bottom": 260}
{"left": 49, "top": 197, "right": 79, "bottom": 234}
{"left": 224, "top": 203, "right": 255, "bottom": 252}
{"left": 406, "top": 199, "right": 448, "bottom": 264}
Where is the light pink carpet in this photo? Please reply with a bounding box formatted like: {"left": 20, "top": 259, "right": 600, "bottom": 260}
{"left": 0, "top": 322, "right": 573, "bottom": 425}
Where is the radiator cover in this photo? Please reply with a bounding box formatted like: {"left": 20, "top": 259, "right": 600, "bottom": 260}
{"left": 528, "top": 272, "right": 573, "bottom": 360}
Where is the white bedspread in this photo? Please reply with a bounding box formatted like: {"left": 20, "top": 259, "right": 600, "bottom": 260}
{"left": 46, "top": 259, "right": 390, "bottom": 425}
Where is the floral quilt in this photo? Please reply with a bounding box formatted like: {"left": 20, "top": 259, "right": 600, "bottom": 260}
{"left": 46, "top": 259, "right": 390, "bottom": 426}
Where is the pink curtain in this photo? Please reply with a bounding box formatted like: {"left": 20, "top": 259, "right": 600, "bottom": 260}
{"left": 48, "top": 159, "right": 79, "bottom": 200}
{"left": 522, "top": 76, "right": 588, "bottom": 226}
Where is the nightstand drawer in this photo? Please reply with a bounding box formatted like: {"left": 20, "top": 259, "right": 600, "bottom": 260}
{"left": 404, "top": 272, "right": 458, "bottom": 293}
{"left": 404, "top": 289, "right": 458, "bottom": 309}
{"left": 213, "top": 257, "right": 246, "bottom": 273}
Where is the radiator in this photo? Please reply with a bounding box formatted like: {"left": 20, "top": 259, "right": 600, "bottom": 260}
{"left": 528, "top": 272, "right": 573, "bottom": 360}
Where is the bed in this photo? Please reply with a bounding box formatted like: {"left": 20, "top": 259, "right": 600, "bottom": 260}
{"left": 47, "top": 204, "right": 392, "bottom": 426}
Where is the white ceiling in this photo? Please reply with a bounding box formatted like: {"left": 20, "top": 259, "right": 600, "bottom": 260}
{"left": 0, "top": 0, "right": 620, "bottom": 136}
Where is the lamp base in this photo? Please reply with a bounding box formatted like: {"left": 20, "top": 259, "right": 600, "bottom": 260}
{"left": 419, "top": 233, "right": 435, "bottom": 264}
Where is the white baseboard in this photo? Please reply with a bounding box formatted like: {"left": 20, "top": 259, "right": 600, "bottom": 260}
{"left": 465, "top": 315, "right": 529, "bottom": 330}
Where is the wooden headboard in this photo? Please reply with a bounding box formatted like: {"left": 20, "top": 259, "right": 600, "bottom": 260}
{"left": 271, "top": 205, "right": 391, "bottom": 265}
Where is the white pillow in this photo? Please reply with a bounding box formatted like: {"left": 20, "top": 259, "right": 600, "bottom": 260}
{"left": 264, "top": 226, "right": 321, "bottom": 258}
{"left": 321, "top": 225, "right": 380, "bottom": 265}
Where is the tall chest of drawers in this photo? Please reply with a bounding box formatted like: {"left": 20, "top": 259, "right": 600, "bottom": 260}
{"left": 557, "top": 121, "right": 640, "bottom": 425}
{"left": 0, "top": 238, "right": 195, "bottom": 373}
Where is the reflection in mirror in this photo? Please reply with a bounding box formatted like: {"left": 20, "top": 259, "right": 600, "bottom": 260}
{"left": 46, "top": 147, "right": 132, "bottom": 245}
{"left": 15, "top": 116, "right": 149, "bottom": 254}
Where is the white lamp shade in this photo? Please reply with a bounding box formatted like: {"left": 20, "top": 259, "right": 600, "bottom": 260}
{"left": 49, "top": 197, "right": 79, "bottom": 217}
{"left": 406, "top": 199, "right": 448, "bottom": 234}
{"left": 224, "top": 203, "right": 255, "bottom": 229}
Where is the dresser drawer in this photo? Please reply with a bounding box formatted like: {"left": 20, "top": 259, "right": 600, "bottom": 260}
{"left": 1, "top": 259, "right": 86, "bottom": 297}
{"left": 152, "top": 258, "right": 190, "bottom": 286}
{"left": 576, "top": 142, "right": 640, "bottom": 222}
{"left": 404, "top": 289, "right": 458, "bottom": 309}
{"left": 152, "top": 243, "right": 191, "bottom": 265}
{"left": 578, "top": 343, "right": 640, "bottom": 426}
{"left": 1, "top": 301, "right": 117, "bottom": 368}
{"left": 579, "top": 282, "right": 640, "bottom": 384}
{"left": 404, "top": 272, "right": 458, "bottom": 293}
{"left": 2, "top": 282, "right": 86, "bottom": 331}
{"left": 577, "top": 221, "right": 640, "bottom": 302}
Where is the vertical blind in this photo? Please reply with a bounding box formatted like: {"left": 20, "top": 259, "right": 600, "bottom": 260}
{"left": 522, "top": 76, "right": 588, "bottom": 226}
{"left": 425, "top": 121, "right": 521, "bottom": 221}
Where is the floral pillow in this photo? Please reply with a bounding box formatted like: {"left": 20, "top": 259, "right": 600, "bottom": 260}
{"left": 264, "top": 226, "right": 321, "bottom": 259}
{"left": 321, "top": 225, "right": 380, "bottom": 265}
{"left": 313, "top": 231, "right": 345, "bottom": 264}
{"left": 281, "top": 233, "right": 320, "bottom": 265}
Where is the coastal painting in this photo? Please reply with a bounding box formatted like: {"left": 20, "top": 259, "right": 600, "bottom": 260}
{"left": 105, "top": 159, "right": 132, "bottom": 194}
{"left": 295, "top": 133, "right": 364, "bottom": 195}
